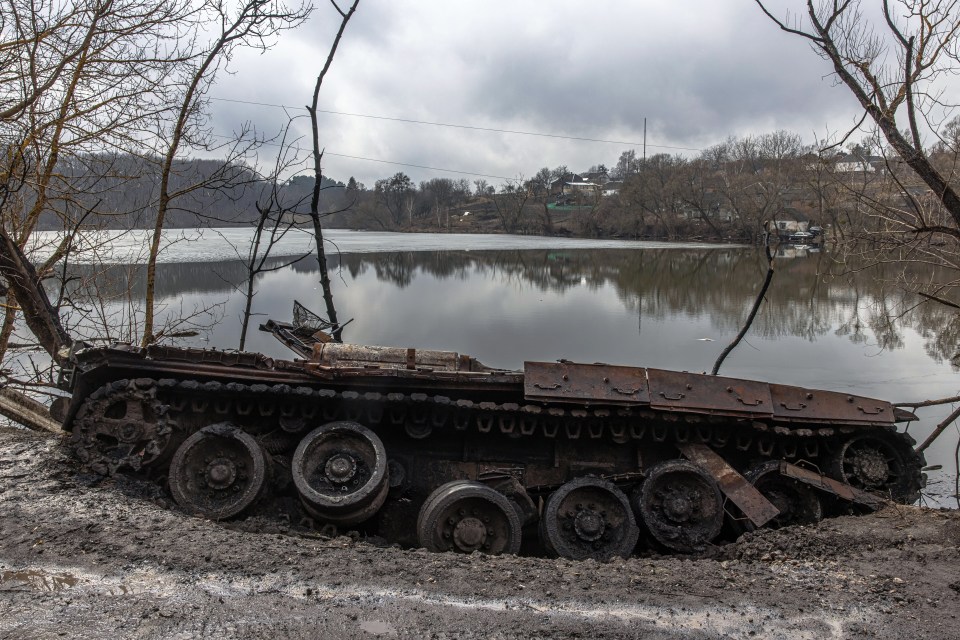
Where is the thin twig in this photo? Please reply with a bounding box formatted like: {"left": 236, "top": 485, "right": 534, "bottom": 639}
{"left": 916, "top": 291, "right": 960, "bottom": 310}
{"left": 954, "top": 430, "right": 960, "bottom": 509}
{"left": 896, "top": 395, "right": 960, "bottom": 409}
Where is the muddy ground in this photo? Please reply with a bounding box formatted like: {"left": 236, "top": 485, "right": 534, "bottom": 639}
{"left": 1, "top": 426, "right": 959, "bottom": 639}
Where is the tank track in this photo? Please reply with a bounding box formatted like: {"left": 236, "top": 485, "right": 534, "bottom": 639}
{"left": 76, "top": 378, "right": 881, "bottom": 456}
{"left": 72, "top": 376, "right": 925, "bottom": 507}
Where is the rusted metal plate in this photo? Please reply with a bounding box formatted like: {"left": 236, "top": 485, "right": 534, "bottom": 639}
{"left": 779, "top": 462, "right": 887, "bottom": 509}
{"left": 647, "top": 369, "right": 773, "bottom": 417}
{"left": 523, "top": 361, "right": 650, "bottom": 405}
{"left": 770, "top": 384, "right": 895, "bottom": 425}
{"left": 678, "top": 443, "right": 779, "bottom": 527}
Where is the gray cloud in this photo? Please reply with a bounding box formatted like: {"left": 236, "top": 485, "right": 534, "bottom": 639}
{"left": 210, "top": 1, "right": 875, "bottom": 186}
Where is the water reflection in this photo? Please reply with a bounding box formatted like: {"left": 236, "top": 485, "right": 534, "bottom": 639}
{"left": 65, "top": 248, "right": 960, "bottom": 368}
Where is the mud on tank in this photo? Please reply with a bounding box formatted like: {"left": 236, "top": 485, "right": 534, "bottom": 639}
{"left": 58, "top": 315, "right": 925, "bottom": 561}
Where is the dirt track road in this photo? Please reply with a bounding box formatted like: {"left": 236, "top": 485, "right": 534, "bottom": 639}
{"left": 1, "top": 426, "right": 959, "bottom": 639}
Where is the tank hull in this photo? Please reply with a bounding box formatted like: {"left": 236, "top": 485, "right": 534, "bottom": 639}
{"left": 61, "top": 343, "right": 925, "bottom": 559}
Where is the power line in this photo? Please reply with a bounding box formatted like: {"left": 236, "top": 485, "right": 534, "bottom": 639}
{"left": 323, "top": 151, "right": 516, "bottom": 181}
{"left": 208, "top": 133, "right": 519, "bottom": 182}
{"left": 210, "top": 96, "right": 703, "bottom": 152}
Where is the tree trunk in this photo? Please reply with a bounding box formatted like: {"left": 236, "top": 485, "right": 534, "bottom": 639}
{"left": 0, "top": 229, "right": 70, "bottom": 361}
{"left": 305, "top": 0, "right": 360, "bottom": 343}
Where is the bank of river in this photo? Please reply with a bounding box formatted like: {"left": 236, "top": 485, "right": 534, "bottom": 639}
{"left": 1, "top": 426, "right": 958, "bottom": 639}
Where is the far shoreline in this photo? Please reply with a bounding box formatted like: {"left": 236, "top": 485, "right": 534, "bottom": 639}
{"left": 29, "top": 227, "right": 753, "bottom": 267}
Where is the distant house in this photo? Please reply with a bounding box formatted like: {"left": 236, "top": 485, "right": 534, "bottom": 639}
{"left": 769, "top": 213, "right": 824, "bottom": 243}
{"left": 549, "top": 173, "right": 584, "bottom": 195}
{"left": 583, "top": 169, "right": 610, "bottom": 185}
{"left": 772, "top": 220, "right": 809, "bottom": 234}
{"left": 833, "top": 153, "right": 883, "bottom": 173}
{"left": 563, "top": 181, "right": 599, "bottom": 195}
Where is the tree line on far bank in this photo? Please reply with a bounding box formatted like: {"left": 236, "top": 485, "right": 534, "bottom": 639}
{"left": 329, "top": 126, "right": 960, "bottom": 244}
{"left": 28, "top": 123, "right": 960, "bottom": 247}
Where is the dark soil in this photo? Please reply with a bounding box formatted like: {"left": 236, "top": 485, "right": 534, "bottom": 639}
{"left": 1, "top": 425, "right": 958, "bottom": 639}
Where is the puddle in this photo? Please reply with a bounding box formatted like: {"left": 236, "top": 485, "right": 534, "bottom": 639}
{"left": 1, "top": 570, "right": 78, "bottom": 592}
{"left": 359, "top": 620, "right": 398, "bottom": 637}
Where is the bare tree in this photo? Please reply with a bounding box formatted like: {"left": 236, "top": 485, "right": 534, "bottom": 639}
{"left": 473, "top": 179, "right": 489, "bottom": 197}
{"left": 755, "top": 2, "right": 960, "bottom": 452}
{"left": 0, "top": 0, "right": 204, "bottom": 361}
{"left": 677, "top": 158, "right": 727, "bottom": 239}
{"left": 304, "top": 0, "right": 360, "bottom": 342}
{"left": 756, "top": 0, "right": 960, "bottom": 233}
{"left": 416, "top": 177, "right": 456, "bottom": 229}
{"left": 491, "top": 179, "right": 530, "bottom": 233}
{"left": 612, "top": 150, "right": 641, "bottom": 181}
{"left": 527, "top": 167, "right": 555, "bottom": 235}
{"left": 0, "top": 229, "right": 70, "bottom": 357}
{"left": 0, "top": 0, "right": 315, "bottom": 383}
{"left": 141, "top": 0, "right": 312, "bottom": 345}
{"left": 227, "top": 120, "right": 313, "bottom": 350}
{"left": 801, "top": 145, "right": 847, "bottom": 236}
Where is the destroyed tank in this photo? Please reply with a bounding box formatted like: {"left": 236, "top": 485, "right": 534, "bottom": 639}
{"left": 57, "top": 311, "right": 925, "bottom": 560}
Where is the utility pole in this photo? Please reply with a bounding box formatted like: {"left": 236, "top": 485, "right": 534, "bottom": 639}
{"left": 640, "top": 117, "right": 646, "bottom": 239}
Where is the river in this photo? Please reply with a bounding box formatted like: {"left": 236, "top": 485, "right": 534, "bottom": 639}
{"left": 43, "top": 228, "right": 960, "bottom": 505}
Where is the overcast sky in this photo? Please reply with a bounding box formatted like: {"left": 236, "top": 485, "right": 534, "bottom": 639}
{"left": 209, "top": 0, "right": 866, "bottom": 187}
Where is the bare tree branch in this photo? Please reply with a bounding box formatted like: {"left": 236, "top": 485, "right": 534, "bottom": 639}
{"left": 305, "top": 0, "right": 360, "bottom": 342}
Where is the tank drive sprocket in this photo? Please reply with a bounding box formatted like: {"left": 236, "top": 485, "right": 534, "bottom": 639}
{"left": 70, "top": 379, "right": 176, "bottom": 475}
